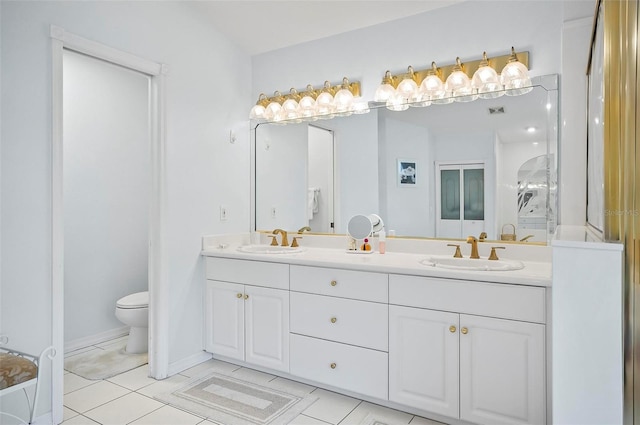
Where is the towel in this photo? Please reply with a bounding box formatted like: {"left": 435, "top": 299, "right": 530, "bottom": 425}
{"left": 308, "top": 187, "right": 320, "bottom": 219}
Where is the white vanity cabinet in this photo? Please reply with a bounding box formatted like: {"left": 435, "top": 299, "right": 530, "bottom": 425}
{"left": 205, "top": 258, "right": 290, "bottom": 372}
{"left": 389, "top": 274, "right": 546, "bottom": 425}
{"left": 289, "top": 265, "right": 389, "bottom": 399}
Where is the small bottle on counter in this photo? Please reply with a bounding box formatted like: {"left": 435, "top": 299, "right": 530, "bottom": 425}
{"left": 347, "top": 235, "right": 357, "bottom": 251}
{"left": 361, "top": 238, "right": 372, "bottom": 251}
{"left": 378, "top": 229, "right": 386, "bottom": 254}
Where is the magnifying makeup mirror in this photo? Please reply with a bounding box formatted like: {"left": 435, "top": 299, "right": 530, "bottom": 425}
{"left": 347, "top": 214, "right": 373, "bottom": 239}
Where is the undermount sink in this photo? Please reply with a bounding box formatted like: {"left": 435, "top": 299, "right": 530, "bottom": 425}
{"left": 237, "top": 245, "right": 305, "bottom": 254}
{"left": 419, "top": 255, "right": 524, "bottom": 271}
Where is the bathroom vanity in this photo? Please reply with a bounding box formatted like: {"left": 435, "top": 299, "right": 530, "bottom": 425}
{"left": 201, "top": 235, "right": 551, "bottom": 425}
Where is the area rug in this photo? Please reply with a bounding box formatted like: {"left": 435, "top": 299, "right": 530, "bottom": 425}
{"left": 64, "top": 344, "right": 147, "bottom": 380}
{"left": 156, "top": 372, "right": 318, "bottom": 425}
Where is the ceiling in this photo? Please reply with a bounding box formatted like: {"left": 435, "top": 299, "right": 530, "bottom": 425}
{"left": 188, "top": 1, "right": 463, "bottom": 55}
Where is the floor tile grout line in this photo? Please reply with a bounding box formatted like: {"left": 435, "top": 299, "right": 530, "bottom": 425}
{"left": 336, "top": 400, "right": 363, "bottom": 425}
{"left": 68, "top": 389, "right": 133, "bottom": 418}
{"left": 300, "top": 413, "right": 335, "bottom": 425}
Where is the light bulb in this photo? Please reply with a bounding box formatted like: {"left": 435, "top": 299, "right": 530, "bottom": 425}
{"left": 502, "top": 47, "right": 533, "bottom": 96}
{"left": 282, "top": 98, "right": 301, "bottom": 122}
{"left": 315, "top": 87, "right": 335, "bottom": 119}
{"left": 263, "top": 101, "right": 282, "bottom": 121}
{"left": 386, "top": 91, "right": 409, "bottom": 112}
{"left": 334, "top": 78, "right": 354, "bottom": 116}
{"left": 445, "top": 57, "right": 477, "bottom": 103}
{"left": 420, "top": 62, "right": 451, "bottom": 105}
{"left": 249, "top": 93, "right": 268, "bottom": 120}
{"left": 472, "top": 52, "right": 504, "bottom": 99}
{"left": 352, "top": 97, "right": 370, "bottom": 114}
{"left": 249, "top": 104, "right": 265, "bottom": 120}
{"left": 374, "top": 71, "right": 397, "bottom": 102}
{"left": 298, "top": 84, "right": 318, "bottom": 121}
{"left": 396, "top": 66, "right": 419, "bottom": 100}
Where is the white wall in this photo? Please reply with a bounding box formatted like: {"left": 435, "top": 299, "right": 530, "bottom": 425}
{"left": 319, "top": 113, "right": 379, "bottom": 233}
{"left": 255, "top": 123, "right": 308, "bottom": 230}
{"left": 0, "top": 0, "right": 251, "bottom": 375}
{"left": 63, "top": 50, "right": 150, "bottom": 345}
{"left": 379, "top": 115, "right": 432, "bottom": 237}
{"left": 252, "top": 1, "right": 564, "bottom": 100}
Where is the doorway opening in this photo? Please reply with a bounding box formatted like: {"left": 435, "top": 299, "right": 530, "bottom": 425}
{"left": 51, "top": 26, "right": 168, "bottom": 425}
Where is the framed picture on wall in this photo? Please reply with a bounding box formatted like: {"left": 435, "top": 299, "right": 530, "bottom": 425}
{"left": 398, "top": 159, "right": 417, "bottom": 186}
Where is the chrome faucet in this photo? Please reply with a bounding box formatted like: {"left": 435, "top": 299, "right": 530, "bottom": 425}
{"left": 297, "top": 226, "right": 311, "bottom": 234}
{"left": 271, "top": 229, "right": 289, "bottom": 247}
{"left": 466, "top": 236, "right": 480, "bottom": 259}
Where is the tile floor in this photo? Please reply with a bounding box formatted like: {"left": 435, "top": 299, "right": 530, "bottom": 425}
{"left": 63, "top": 337, "right": 445, "bottom": 425}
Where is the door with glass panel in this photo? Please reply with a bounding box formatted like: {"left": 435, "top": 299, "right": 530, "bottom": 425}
{"left": 436, "top": 162, "right": 485, "bottom": 239}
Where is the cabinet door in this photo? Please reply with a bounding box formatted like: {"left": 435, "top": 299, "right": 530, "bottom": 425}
{"left": 389, "top": 305, "right": 459, "bottom": 418}
{"left": 459, "top": 315, "right": 545, "bottom": 425}
{"left": 205, "top": 280, "right": 244, "bottom": 360}
{"left": 244, "top": 285, "right": 289, "bottom": 372}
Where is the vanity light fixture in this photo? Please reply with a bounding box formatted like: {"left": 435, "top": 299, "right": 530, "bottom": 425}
{"left": 472, "top": 52, "right": 504, "bottom": 99}
{"left": 375, "top": 48, "right": 530, "bottom": 111}
{"left": 501, "top": 47, "right": 533, "bottom": 96}
{"left": 445, "top": 57, "right": 477, "bottom": 102}
{"left": 373, "top": 71, "right": 397, "bottom": 103}
{"left": 250, "top": 78, "right": 363, "bottom": 124}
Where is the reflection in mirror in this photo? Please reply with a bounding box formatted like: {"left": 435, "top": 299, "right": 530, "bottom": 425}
{"left": 253, "top": 75, "right": 558, "bottom": 244}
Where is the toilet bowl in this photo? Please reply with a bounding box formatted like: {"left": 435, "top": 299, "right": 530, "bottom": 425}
{"left": 115, "top": 291, "right": 149, "bottom": 354}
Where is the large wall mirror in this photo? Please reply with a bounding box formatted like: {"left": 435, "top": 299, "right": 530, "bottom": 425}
{"left": 252, "top": 74, "right": 558, "bottom": 244}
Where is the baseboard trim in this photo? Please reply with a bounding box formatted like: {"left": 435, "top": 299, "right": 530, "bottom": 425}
{"left": 167, "top": 351, "right": 213, "bottom": 377}
{"left": 65, "top": 326, "right": 130, "bottom": 353}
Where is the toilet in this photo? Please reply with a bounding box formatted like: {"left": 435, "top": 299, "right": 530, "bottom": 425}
{"left": 115, "top": 291, "right": 149, "bottom": 354}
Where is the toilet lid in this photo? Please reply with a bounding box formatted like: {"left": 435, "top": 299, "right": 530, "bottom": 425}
{"left": 116, "top": 291, "right": 149, "bottom": 309}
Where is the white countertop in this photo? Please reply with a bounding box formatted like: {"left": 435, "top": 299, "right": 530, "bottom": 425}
{"left": 201, "top": 243, "right": 551, "bottom": 287}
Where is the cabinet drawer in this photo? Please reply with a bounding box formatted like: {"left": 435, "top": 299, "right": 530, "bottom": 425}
{"left": 389, "top": 274, "right": 545, "bottom": 323}
{"left": 290, "top": 292, "right": 388, "bottom": 351}
{"left": 290, "top": 265, "right": 387, "bottom": 303}
{"left": 206, "top": 257, "right": 288, "bottom": 290}
{"left": 290, "top": 334, "right": 388, "bottom": 400}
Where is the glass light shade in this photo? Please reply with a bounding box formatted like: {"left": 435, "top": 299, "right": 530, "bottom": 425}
{"left": 386, "top": 91, "right": 409, "bottom": 112}
{"left": 420, "top": 74, "right": 451, "bottom": 105}
{"left": 263, "top": 101, "right": 282, "bottom": 121}
{"left": 334, "top": 88, "right": 355, "bottom": 116}
{"left": 281, "top": 98, "right": 301, "bottom": 122}
{"left": 502, "top": 60, "right": 533, "bottom": 96}
{"left": 315, "top": 91, "right": 335, "bottom": 119}
{"left": 396, "top": 77, "right": 419, "bottom": 100}
{"left": 472, "top": 65, "right": 504, "bottom": 99}
{"left": 249, "top": 104, "right": 266, "bottom": 120}
{"left": 409, "top": 90, "right": 430, "bottom": 107}
{"left": 445, "top": 69, "right": 477, "bottom": 103}
{"left": 298, "top": 95, "right": 318, "bottom": 121}
{"left": 351, "top": 97, "right": 370, "bottom": 114}
{"left": 374, "top": 83, "right": 396, "bottom": 102}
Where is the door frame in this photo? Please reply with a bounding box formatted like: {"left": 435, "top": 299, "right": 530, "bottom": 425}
{"left": 50, "top": 26, "right": 169, "bottom": 424}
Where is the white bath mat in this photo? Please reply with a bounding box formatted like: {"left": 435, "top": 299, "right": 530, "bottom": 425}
{"left": 64, "top": 344, "right": 147, "bottom": 380}
{"left": 156, "top": 372, "right": 317, "bottom": 425}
